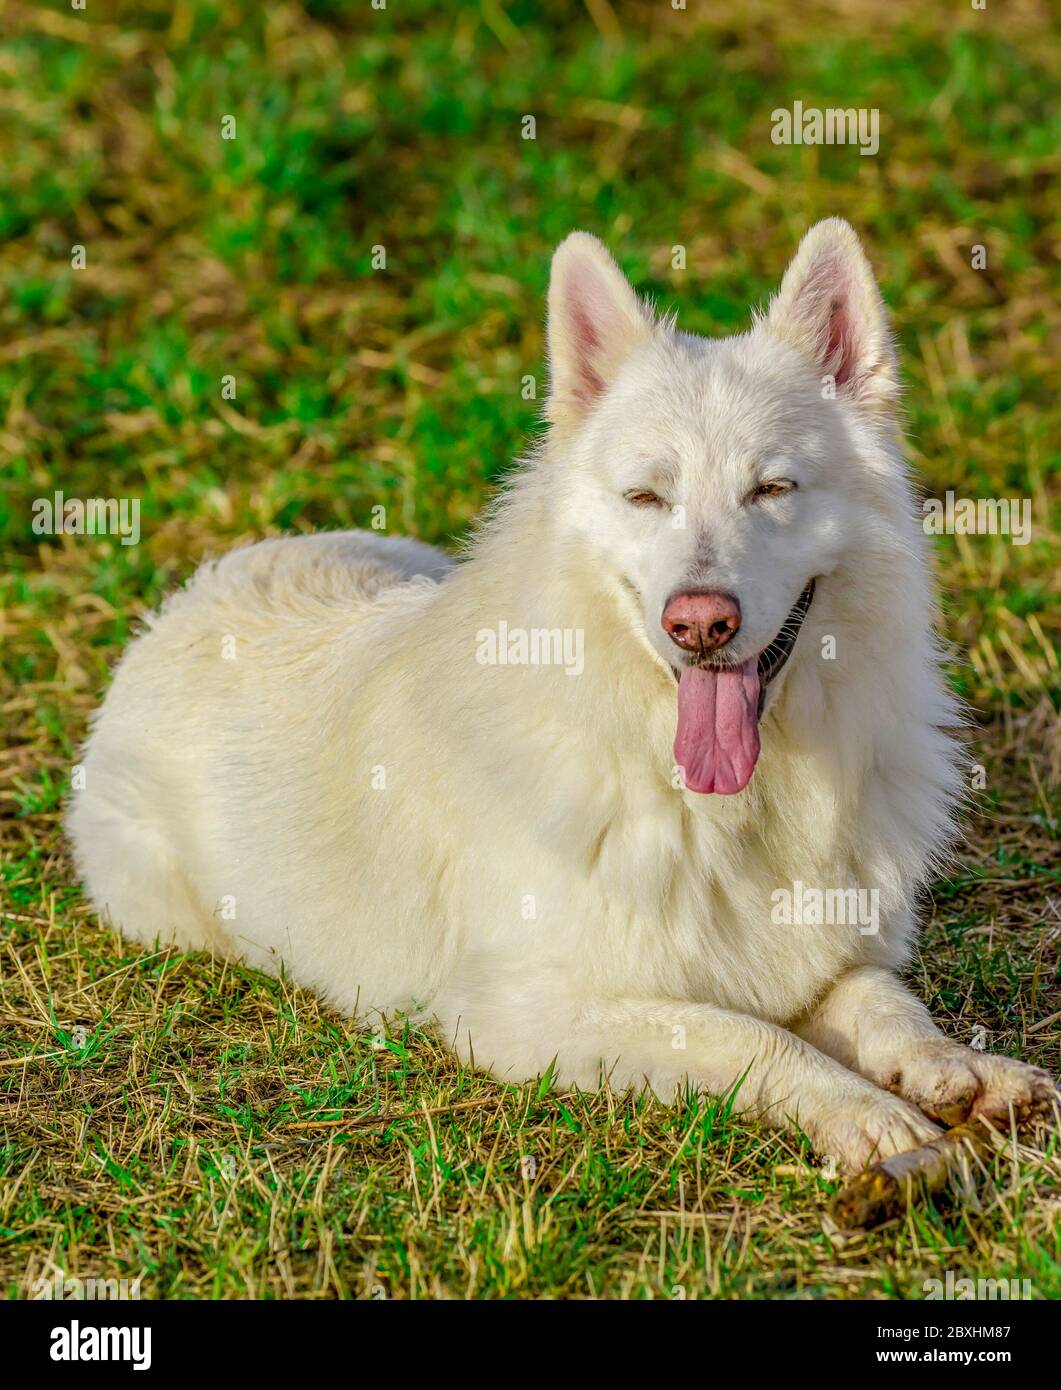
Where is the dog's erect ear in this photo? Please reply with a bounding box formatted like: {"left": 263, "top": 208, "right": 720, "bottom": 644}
{"left": 546, "top": 232, "right": 654, "bottom": 434}
{"left": 764, "top": 219, "right": 898, "bottom": 408}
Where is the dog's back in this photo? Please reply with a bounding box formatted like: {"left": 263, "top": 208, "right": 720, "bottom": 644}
{"left": 68, "top": 530, "right": 453, "bottom": 966}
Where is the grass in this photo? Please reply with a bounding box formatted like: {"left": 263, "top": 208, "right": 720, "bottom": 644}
{"left": 1, "top": 0, "right": 1058, "bottom": 1299}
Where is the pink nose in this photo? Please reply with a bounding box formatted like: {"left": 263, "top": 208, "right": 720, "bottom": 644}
{"left": 662, "top": 591, "right": 742, "bottom": 653}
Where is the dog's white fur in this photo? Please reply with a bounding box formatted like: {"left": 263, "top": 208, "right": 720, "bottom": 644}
{"left": 69, "top": 220, "right": 1054, "bottom": 1170}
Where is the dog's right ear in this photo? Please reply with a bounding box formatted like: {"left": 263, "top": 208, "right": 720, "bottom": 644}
{"left": 762, "top": 218, "right": 898, "bottom": 410}
{"left": 546, "top": 233, "right": 653, "bottom": 435}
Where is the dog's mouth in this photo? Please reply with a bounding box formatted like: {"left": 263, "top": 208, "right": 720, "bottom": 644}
{"left": 671, "top": 579, "right": 816, "bottom": 797}
{"left": 754, "top": 576, "right": 816, "bottom": 705}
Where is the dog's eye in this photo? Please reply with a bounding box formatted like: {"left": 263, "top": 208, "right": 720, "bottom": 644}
{"left": 624, "top": 489, "right": 665, "bottom": 507}
{"left": 750, "top": 480, "right": 794, "bottom": 502}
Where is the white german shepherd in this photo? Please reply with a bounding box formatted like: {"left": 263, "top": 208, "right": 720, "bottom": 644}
{"left": 69, "top": 220, "right": 1056, "bottom": 1171}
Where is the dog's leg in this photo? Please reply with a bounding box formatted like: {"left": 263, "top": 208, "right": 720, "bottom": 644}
{"left": 792, "top": 966, "right": 1059, "bottom": 1127}
{"left": 447, "top": 995, "right": 941, "bottom": 1172}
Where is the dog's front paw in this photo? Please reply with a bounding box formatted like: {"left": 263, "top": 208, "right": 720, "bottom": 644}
{"left": 808, "top": 1091, "right": 943, "bottom": 1175}
{"left": 878, "top": 1041, "right": 1061, "bottom": 1130}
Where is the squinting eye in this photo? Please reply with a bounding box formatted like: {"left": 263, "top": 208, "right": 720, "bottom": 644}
{"left": 751, "top": 480, "right": 794, "bottom": 501}
{"left": 625, "top": 489, "right": 665, "bottom": 507}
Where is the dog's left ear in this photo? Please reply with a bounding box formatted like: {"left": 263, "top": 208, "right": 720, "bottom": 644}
{"left": 546, "top": 232, "right": 654, "bottom": 435}
{"left": 763, "top": 219, "right": 898, "bottom": 409}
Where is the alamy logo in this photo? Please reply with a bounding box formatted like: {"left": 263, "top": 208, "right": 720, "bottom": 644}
{"left": 32, "top": 1269, "right": 142, "bottom": 1301}
{"left": 771, "top": 101, "right": 879, "bottom": 156}
{"left": 50, "top": 1320, "right": 152, "bottom": 1370}
{"left": 922, "top": 491, "right": 1031, "bottom": 545}
{"left": 476, "top": 622, "right": 584, "bottom": 676}
{"left": 924, "top": 1272, "right": 1033, "bottom": 1301}
{"left": 31, "top": 491, "right": 140, "bottom": 546}
{"left": 770, "top": 880, "right": 880, "bottom": 935}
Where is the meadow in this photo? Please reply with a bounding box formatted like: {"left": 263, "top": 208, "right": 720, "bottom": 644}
{"left": 0, "top": 0, "right": 1058, "bottom": 1298}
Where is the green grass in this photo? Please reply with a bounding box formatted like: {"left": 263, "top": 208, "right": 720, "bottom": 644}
{"left": 1, "top": 0, "right": 1058, "bottom": 1299}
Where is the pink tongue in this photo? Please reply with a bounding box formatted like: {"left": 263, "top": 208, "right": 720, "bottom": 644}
{"left": 674, "top": 657, "right": 761, "bottom": 795}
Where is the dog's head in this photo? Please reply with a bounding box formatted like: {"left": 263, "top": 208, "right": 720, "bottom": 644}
{"left": 545, "top": 220, "right": 905, "bottom": 794}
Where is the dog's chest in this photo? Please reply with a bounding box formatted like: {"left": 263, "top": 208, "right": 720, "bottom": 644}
{"left": 670, "top": 870, "right": 867, "bottom": 1020}
{"left": 584, "top": 795, "right": 870, "bottom": 1022}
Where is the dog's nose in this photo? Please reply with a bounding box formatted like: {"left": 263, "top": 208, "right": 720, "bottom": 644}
{"left": 661, "top": 591, "right": 742, "bottom": 653}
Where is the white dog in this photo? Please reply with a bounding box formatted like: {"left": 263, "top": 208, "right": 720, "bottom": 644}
{"left": 69, "top": 220, "right": 1056, "bottom": 1171}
